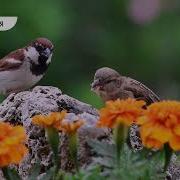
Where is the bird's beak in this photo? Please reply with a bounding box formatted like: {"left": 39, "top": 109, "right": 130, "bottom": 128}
{"left": 91, "top": 79, "right": 100, "bottom": 91}
{"left": 42, "top": 48, "right": 52, "bottom": 58}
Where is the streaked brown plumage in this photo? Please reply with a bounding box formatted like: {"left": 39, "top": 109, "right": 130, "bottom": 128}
{"left": 0, "top": 37, "right": 54, "bottom": 95}
{"left": 91, "top": 67, "right": 160, "bottom": 105}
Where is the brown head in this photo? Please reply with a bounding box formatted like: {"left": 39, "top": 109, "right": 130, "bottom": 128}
{"left": 29, "top": 38, "right": 54, "bottom": 63}
{"left": 91, "top": 67, "right": 121, "bottom": 101}
{"left": 25, "top": 37, "right": 54, "bottom": 75}
{"left": 32, "top": 38, "right": 54, "bottom": 50}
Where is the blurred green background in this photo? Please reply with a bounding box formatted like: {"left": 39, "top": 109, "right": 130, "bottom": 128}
{"left": 0, "top": 0, "right": 180, "bottom": 108}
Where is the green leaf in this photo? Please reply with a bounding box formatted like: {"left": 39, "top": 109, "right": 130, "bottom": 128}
{"left": 69, "top": 133, "right": 79, "bottom": 172}
{"left": 88, "top": 139, "right": 166, "bottom": 180}
{"left": 63, "top": 166, "right": 105, "bottom": 180}
{"left": 92, "top": 157, "right": 114, "bottom": 168}
{"left": 113, "top": 123, "right": 128, "bottom": 165}
{"left": 88, "top": 139, "right": 116, "bottom": 158}
{"left": 164, "top": 143, "right": 173, "bottom": 172}
{"left": 28, "top": 161, "right": 41, "bottom": 180}
{"left": 46, "top": 127, "right": 60, "bottom": 172}
{"left": 38, "top": 167, "right": 55, "bottom": 180}
{"left": 54, "top": 170, "right": 65, "bottom": 180}
{"left": 2, "top": 167, "right": 21, "bottom": 180}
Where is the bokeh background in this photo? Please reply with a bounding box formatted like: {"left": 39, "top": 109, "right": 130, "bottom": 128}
{"left": 0, "top": 0, "right": 180, "bottom": 108}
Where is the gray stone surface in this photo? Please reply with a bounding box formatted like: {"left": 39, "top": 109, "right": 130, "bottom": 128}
{"left": 0, "top": 86, "right": 179, "bottom": 179}
{"left": 129, "top": 124, "right": 143, "bottom": 152}
{"left": 167, "top": 154, "right": 180, "bottom": 180}
{"left": 0, "top": 86, "right": 110, "bottom": 179}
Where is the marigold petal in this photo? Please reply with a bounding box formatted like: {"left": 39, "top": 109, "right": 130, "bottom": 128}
{"left": 32, "top": 111, "right": 67, "bottom": 129}
{"left": 165, "top": 115, "right": 178, "bottom": 128}
{"left": 0, "top": 122, "right": 28, "bottom": 167}
{"left": 60, "top": 120, "right": 84, "bottom": 134}
{"left": 140, "top": 122, "right": 154, "bottom": 139}
{"left": 143, "top": 138, "right": 163, "bottom": 149}
{"left": 150, "top": 125, "right": 172, "bottom": 143}
{"left": 139, "top": 100, "right": 180, "bottom": 150}
{"left": 169, "top": 136, "right": 180, "bottom": 151}
{"left": 137, "top": 116, "right": 148, "bottom": 125}
{"left": 97, "top": 98, "right": 145, "bottom": 128}
{"left": 173, "top": 125, "right": 180, "bottom": 136}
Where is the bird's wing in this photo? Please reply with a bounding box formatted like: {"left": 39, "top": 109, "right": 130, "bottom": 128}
{"left": 123, "top": 77, "right": 160, "bottom": 105}
{"left": 0, "top": 49, "right": 24, "bottom": 71}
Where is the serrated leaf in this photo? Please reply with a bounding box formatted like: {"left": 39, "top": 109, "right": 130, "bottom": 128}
{"left": 83, "top": 139, "right": 166, "bottom": 180}
{"left": 92, "top": 157, "right": 114, "bottom": 168}
{"left": 88, "top": 139, "right": 116, "bottom": 158}
{"left": 27, "top": 161, "right": 41, "bottom": 180}
{"left": 2, "top": 167, "right": 21, "bottom": 180}
{"left": 54, "top": 170, "right": 65, "bottom": 180}
{"left": 38, "top": 167, "right": 55, "bottom": 180}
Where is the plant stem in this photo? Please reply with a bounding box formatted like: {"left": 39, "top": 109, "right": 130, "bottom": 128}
{"left": 46, "top": 127, "right": 60, "bottom": 174}
{"left": 69, "top": 133, "right": 79, "bottom": 172}
{"left": 2, "top": 167, "right": 10, "bottom": 180}
{"left": 164, "top": 143, "right": 173, "bottom": 172}
{"left": 113, "top": 123, "right": 127, "bottom": 166}
{"left": 54, "top": 170, "right": 64, "bottom": 180}
{"left": 1, "top": 167, "right": 20, "bottom": 180}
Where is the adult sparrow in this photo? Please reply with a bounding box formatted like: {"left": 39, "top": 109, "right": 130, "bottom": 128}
{"left": 0, "top": 37, "right": 54, "bottom": 95}
{"left": 91, "top": 67, "right": 160, "bottom": 105}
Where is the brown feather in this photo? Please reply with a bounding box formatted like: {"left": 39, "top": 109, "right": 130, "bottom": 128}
{"left": 0, "top": 49, "right": 24, "bottom": 71}
{"left": 123, "top": 77, "right": 160, "bottom": 105}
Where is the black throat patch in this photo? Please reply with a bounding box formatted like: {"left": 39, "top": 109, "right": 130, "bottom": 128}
{"left": 30, "top": 56, "right": 49, "bottom": 76}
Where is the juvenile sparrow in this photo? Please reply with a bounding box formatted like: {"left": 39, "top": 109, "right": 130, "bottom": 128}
{"left": 0, "top": 37, "right": 54, "bottom": 95}
{"left": 91, "top": 67, "right": 160, "bottom": 105}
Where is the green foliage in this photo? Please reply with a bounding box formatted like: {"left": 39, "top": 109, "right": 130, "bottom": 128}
{"left": 2, "top": 167, "right": 21, "bottom": 180}
{"left": 164, "top": 143, "right": 173, "bottom": 171}
{"left": 69, "top": 133, "right": 79, "bottom": 171}
{"left": 88, "top": 139, "right": 166, "bottom": 180}
{"left": 63, "top": 167, "right": 105, "bottom": 180}
{"left": 38, "top": 167, "right": 57, "bottom": 180}
{"left": 46, "top": 127, "right": 60, "bottom": 172}
{"left": 28, "top": 161, "right": 41, "bottom": 180}
{"left": 0, "top": 95, "right": 5, "bottom": 103}
{"left": 1, "top": 125, "right": 174, "bottom": 180}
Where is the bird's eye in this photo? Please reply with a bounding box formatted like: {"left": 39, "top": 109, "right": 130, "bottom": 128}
{"left": 105, "top": 80, "right": 113, "bottom": 84}
{"left": 36, "top": 45, "right": 44, "bottom": 52}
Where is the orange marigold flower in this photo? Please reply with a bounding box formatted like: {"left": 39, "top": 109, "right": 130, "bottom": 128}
{"left": 60, "top": 120, "right": 84, "bottom": 134}
{"left": 32, "top": 111, "right": 67, "bottom": 129}
{"left": 97, "top": 98, "right": 146, "bottom": 128}
{"left": 0, "top": 122, "right": 28, "bottom": 167}
{"left": 138, "top": 101, "right": 180, "bottom": 151}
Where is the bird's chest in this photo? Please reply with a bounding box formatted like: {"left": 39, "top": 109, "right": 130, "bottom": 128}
{"left": 99, "top": 87, "right": 129, "bottom": 101}
{"left": 15, "top": 62, "right": 43, "bottom": 88}
{"left": 25, "top": 70, "right": 43, "bottom": 86}
{"left": 24, "top": 63, "right": 43, "bottom": 85}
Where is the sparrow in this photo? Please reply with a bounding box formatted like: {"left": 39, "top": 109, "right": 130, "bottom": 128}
{"left": 91, "top": 67, "right": 160, "bottom": 105}
{"left": 0, "top": 37, "right": 54, "bottom": 95}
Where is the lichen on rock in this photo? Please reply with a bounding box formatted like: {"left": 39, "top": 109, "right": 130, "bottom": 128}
{"left": 0, "top": 86, "right": 179, "bottom": 179}
{"left": 0, "top": 86, "right": 110, "bottom": 179}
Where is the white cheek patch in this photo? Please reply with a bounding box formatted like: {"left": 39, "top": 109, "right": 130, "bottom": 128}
{"left": 46, "top": 54, "right": 52, "bottom": 65}
{"left": 6, "top": 58, "right": 22, "bottom": 64}
{"left": 24, "top": 47, "right": 39, "bottom": 64}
